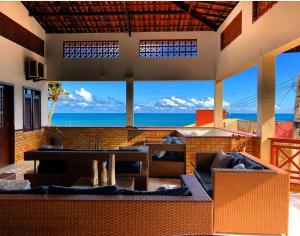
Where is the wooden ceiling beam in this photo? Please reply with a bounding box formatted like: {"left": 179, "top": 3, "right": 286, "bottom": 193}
{"left": 45, "top": 24, "right": 204, "bottom": 30}
{"left": 200, "top": 1, "right": 236, "bottom": 8}
{"left": 123, "top": 2, "right": 131, "bottom": 37}
{"left": 28, "top": 10, "right": 185, "bottom": 17}
{"left": 172, "top": 1, "right": 218, "bottom": 31}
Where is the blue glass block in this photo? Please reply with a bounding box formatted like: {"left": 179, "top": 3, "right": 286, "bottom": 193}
{"left": 75, "top": 47, "right": 81, "bottom": 54}
{"left": 179, "top": 52, "right": 186, "bottom": 57}
{"left": 64, "top": 47, "right": 70, "bottom": 53}
{"left": 69, "top": 47, "right": 75, "bottom": 54}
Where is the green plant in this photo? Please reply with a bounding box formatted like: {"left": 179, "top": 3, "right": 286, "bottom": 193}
{"left": 48, "top": 81, "right": 69, "bottom": 125}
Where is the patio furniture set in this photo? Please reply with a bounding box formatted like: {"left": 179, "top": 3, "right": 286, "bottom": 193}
{"left": 0, "top": 139, "right": 290, "bottom": 235}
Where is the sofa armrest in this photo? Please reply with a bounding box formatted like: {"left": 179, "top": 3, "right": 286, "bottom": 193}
{"left": 213, "top": 169, "right": 289, "bottom": 235}
{"left": 195, "top": 153, "right": 216, "bottom": 171}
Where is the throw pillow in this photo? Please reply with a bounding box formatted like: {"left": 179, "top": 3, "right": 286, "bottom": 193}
{"left": 233, "top": 163, "right": 246, "bottom": 169}
{"left": 0, "top": 179, "right": 31, "bottom": 191}
{"left": 211, "top": 150, "right": 231, "bottom": 170}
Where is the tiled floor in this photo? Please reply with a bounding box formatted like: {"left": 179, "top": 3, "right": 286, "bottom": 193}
{"left": 0, "top": 161, "right": 299, "bottom": 236}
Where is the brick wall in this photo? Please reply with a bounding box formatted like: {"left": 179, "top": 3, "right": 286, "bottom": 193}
{"left": 45, "top": 127, "right": 174, "bottom": 150}
{"left": 14, "top": 128, "right": 46, "bottom": 162}
{"left": 45, "top": 127, "right": 260, "bottom": 174}
{"left": 14, "top": 127, "right": 260, "bottom": 173}
{"left": 185, "top": 136, "right": 260, "bottom": 174}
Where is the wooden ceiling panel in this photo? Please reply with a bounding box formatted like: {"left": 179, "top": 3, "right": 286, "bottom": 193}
{"left": 22, "top": 1, "right": 238, "bottom": 33}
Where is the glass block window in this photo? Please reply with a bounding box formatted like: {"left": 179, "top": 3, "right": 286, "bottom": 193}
{"left": 63, "top": 41, "right": 119, "bottom": 59}
{"left": 139, "top": 39, "right": 197, "bottom": 58}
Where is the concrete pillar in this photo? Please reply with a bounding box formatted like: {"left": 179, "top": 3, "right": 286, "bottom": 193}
{"left": 257, "top": 54, "right": 275, "bottom": 162}
{"left": 214, "top": 80, "right": 223, "bottom": 128}
{"left": 126, "top": 79, "right": 134, "bottom": 127}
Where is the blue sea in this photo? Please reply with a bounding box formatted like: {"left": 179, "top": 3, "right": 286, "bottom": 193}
{"left": 51, "top": 113, "right": 293, "bottom": 127}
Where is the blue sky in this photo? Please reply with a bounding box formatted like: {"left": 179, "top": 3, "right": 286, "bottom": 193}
{"left": 52, "top": 52, "right": 300, "bottom": 114}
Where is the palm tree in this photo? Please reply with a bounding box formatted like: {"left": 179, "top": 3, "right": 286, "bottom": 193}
{"left": 48, "top": 82, "right": 69, "bottom": 125}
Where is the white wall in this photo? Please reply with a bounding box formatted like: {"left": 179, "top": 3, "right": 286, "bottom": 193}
{"left": 46, "top": 31, "right": 218, "bottom": 81}
{"left": 216, "top": 1, "right": 300, "bottom": 80}
{"left": 0, "top": 2, "right": 48, "bottom": 129}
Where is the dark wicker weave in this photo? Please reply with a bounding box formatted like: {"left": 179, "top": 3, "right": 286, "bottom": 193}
{"left": 0, "top": 176, "right": 213, "bottom": 236}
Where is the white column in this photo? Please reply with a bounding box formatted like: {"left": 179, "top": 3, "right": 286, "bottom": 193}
{"left": 126, "top": 79, "right": 134, "bottom": 127}
{"left": 257, "top": 54, "right": 275, "bottom": 162}
{"left": 214, "top": 80, "right": 223, "bottom": 128}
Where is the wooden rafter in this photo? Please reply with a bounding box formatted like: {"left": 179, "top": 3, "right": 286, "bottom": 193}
{"left": 123, "top": 2, "right": 131, "bottom": 37}
{"left": 22, "top": 1, "right": 238, "bottom": 33}
{"left": 172, "top": 1, "right": 218, "bottom": 31}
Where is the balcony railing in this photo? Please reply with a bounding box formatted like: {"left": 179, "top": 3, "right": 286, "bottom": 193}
{"left": 270, "top": 138, "right": 300, "bottom": 187}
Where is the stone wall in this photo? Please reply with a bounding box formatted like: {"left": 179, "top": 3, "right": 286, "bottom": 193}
{"left": 14, "top": 128, "right": 46, "bottom": 162}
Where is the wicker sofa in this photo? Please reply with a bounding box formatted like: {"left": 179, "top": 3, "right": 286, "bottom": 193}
{"left": 195, "top": 151, "right": 290, "bottom": 236}
{"left": 0, "top": 175, "right": 213, "bottom": 236}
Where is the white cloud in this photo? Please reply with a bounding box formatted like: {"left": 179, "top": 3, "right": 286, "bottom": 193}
{"left": 134, "top": 105, "right": 141, "bottom": 111}
{"left": 134, "top": 96, "right": 230, "bottom": 113}
{"left": 78, "top": 102, "right": 88, "bottom": 107}
{"left": 275, "top": 104, "right": 281, "bottom": 111}
{"left": 171, "top": 96, "right": 194, "bottom": 107}
{"left": 68, "top": 93, "right": 77, "bottom": 101}
{"left": 55, "top": 92, "right": 234, "bottom": 113}
{"left": 75, "top": 88, "right": 93, "bottom": 102}
{"left": 160, "top": 98, "right": 178, "bottom": 107}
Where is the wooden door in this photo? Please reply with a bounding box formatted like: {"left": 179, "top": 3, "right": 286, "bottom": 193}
{"left": 0, "top": 85, "right": 14, "bottom": 167}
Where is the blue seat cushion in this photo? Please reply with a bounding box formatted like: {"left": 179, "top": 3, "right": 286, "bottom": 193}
{"left": 118, "top": 186, "right": 192, "bottom": 196}
{"left": 0, "top": 186, "right": 48, "bottom": 194}
{"left": 229, "top": 153, "right": 265, "bottom": 169}
{"left": 48, "top": 185, "right": 119, "bottom": 195}
{"left": 153, "top": 151, "right": 185, "bottom": 162}
{"left": 194, "top": 170, "right": 212, "bottom": 196}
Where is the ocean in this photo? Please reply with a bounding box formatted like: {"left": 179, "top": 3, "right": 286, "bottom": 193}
{"left": 51, "top": 113, "right": 294, "bottom": 127}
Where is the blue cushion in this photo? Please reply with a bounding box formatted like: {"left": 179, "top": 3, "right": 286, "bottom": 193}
{"left": 0, "top": 186, "right": 48, "bottom": 194}
{"left": 229, "top": 153, "right": 264, "bottom": 169}
{"left": 48, "top": 185, "right": 119, "bottom": 195}
{"left": 115, "top": 161, "right": 141, "bottom": 174}
{"left": 118, "top": 186, "right": 192, "bottom": 196}
{"left": 153, "top": 151, "right": 185, "bottom": 162}
{"left": 194, "top": 170, "right": 212, "bottom": 196}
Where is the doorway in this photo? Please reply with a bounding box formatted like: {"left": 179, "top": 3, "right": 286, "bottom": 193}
{"left": 0, "top": 84, "right": 14, "bottom": 167}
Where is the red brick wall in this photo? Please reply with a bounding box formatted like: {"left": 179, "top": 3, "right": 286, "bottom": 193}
{"left": 221, "top": 11, "right": 242, "bottom": 50}
{"left": 14, "top": 128, "right": 46, "bottom": 162}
